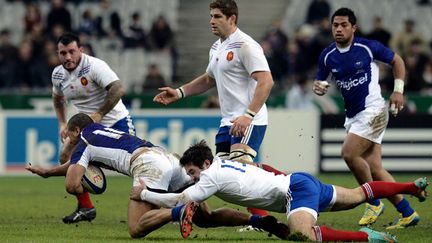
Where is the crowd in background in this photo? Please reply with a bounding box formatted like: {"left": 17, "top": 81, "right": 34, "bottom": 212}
{"left": 1, "top": 0, "right": 432, "bottom": 104}
{"left": 0, "top": 0, "right": 174, "bottom": 93}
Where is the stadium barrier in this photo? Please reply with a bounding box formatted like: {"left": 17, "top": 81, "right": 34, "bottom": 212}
{"left": 320, "top": 114, "right": 432, "bottom": 172}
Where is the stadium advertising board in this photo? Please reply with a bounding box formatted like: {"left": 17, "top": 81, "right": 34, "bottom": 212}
{"left": 320, "top": 114, "right": 432, "bottom": 172}
{"left": 0, "top": 111, "right": 220, "bottom": 173}
{"left": 0, "top": 110, "right": 320, "bottom": 175}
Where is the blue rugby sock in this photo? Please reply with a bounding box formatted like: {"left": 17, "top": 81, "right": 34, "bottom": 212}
{"left": 370, "top": 199, "right": 381, "bottom": 206}
{"left": 248, "top": 215, "right": 262, "bottom": 228}
{"left": 395, "top": 198, "right": 415, "bottom": 217}
{"left": 171, "top": 204, "right": 184, "bottom": 221}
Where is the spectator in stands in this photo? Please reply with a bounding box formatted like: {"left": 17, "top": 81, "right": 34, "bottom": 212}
{"left": 123, "top": 12, "right": 150, "bottom": 49}
{"left": 14, "top": 40, "right": 50, "bottom": 90}
{"left": 261, "top": 39, "right": 286, "bottom": 88}
{"left": 149, "top": 14, "right": 177, "bottom": 81}
{"left": 422, "top": 60, "right": 432, "bottom": 95}
{"left": 390, "top": 19, "right": 425, "bottom": 58}
{"left": 365, "top": 16, "right": 392, "bottom": 47}
{"left": 149, "top": 15, "right": 174, "bottom": 51}
{"left": 142, "top": 64, "right": 167, "bottom": 93}
{"left": 0, "top": 29, "right": 19, "bottom": 89}
{"left": 263, "top": 19, "right": 288, "bottom": 53}
{"left": 78, "top": 9, "right": 98, "bottom": 36}
{"left": 95, "top": 0, "right": 122, "bottom": 38}
{"left": 314, "top": 18, "right": 333, "bottom": 55}
{"left": 282, "top": 40, "right": 308, "bottom": 87}
{"left": 285, "top": 75, "right": 316, "bottom": 111}
{"left": 43, "top": 39, "right": 60, "bottom": 75}
{"left": 405, "top": 38, "right": 430, "bottom": 92}
{"left": 46, "top": 0, "right": 72, "bottom": 34}
{"left": 294, "top": 24, "right": 321, "bottom": 72}
{"left": 26, "top": 22, "right": 47, "bottom": 60}
{"left": 23, "top": 3, "right": 42, "bottom": 34}
{"left": 78, "top": 32, "right": 96, "bottom": 56}
{"left": 305, "top": 0, "right": 331, "bottom": 25}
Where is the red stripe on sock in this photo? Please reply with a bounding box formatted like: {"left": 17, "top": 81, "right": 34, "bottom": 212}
{"left": 77, "top": 191, "right": 94, "bottom": 208}
{"left": 319, "top": 226, "right": 368, "bottom": 241}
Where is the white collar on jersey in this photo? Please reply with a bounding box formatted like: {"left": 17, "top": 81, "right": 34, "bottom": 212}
{"left": 337, "top": 43, "right": 352, "bottom": 53}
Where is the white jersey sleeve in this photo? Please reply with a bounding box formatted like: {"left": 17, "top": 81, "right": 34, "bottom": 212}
{"left": 51, "top": 66, "right": 65, "bottom": 96}
{"left": 238, "top": 42, "right": 270, "bottom": 75}
{"left": 182, "top": 170, "right": 219, "bottom": 202}
{"left": 140, "top": 168, "right": 219, "bottom": 208}
{"left": 90, "top": 58, "right": 120, "bottom": 88}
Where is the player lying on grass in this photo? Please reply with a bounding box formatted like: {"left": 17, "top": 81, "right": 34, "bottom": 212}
{"left": 26, "top": 113, "right": 288, "bottom": 239}
{"left": 130, "top": 140, "right": 429, "bottom": 242}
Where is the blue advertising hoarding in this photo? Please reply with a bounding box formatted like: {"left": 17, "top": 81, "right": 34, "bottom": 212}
{"left": 2, "top": 111, "right": 222, "bottom": 172}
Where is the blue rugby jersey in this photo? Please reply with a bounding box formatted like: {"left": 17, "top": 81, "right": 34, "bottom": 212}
{"left": 316, "top": 37, "right": 394, "bottom": 118}
{"left": 70, "top": 123, "right": 154, "bottom": 175}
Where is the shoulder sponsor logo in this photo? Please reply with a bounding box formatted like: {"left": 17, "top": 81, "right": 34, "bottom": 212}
{"left": 226, "top": 51, "right": 234, "bottom": 61}
{"left": 80, "top": 77, "right": 88, "bottom": 86}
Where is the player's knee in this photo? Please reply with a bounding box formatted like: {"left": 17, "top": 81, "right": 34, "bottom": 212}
{"left": 341, "top": 149, "right": 354, "bottom": 163}
{"left": 229, "top": 147, "right": 257, "bottom": 163}
{"left": 129, "top": 229, "right": 143, "bottom": 238}
{"left": 65, "top": 182, "right": 81, "bottom": 195}
{"left": 128, "top": 224, "right": 150, "bottom": 238}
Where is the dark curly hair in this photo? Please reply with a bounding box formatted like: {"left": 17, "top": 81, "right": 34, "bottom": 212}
{"left": 180, "top": 140, "right": 214, "bottom": 168}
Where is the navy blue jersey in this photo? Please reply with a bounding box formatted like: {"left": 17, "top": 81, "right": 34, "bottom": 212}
{"left": 70, "top": 123, "right": 154, "bottom": 175}
{"left": 316, "top": 37, "right": 394, "bottom": 117}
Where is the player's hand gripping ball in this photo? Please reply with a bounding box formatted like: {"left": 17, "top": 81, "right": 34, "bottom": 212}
{"left": 81, "top": 164, "right": 107, "bottom": 194}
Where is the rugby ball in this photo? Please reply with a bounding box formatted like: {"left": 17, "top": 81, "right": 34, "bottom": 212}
{"left": 81, "top": 164, "right": 107, "bottom": 194}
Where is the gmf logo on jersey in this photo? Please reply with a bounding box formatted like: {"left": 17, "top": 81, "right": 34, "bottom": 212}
{"left": 226, "top": 51, "right": 234, "bottom": 61}
{"left": 80, "top": 77, "right": 88, "bottom": 86}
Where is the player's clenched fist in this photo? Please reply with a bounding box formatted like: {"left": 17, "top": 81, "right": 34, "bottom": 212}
{"left": 313, "top": 81, "right": 330, "bottom": 96}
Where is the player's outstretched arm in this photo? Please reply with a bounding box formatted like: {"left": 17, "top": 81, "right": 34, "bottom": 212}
{"left": 153, "top": 86, "right": 179, "bottom": 105}
{"left": 153, "top": 73, "right": 216, "bottom": 105}
{"left": 25, "top": 161, "right": 70, "bottom": 178}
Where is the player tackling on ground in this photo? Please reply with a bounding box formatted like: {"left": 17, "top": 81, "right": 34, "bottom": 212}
{"left": 131, "top": 140, "right": 429, "bottom": 242}
{"left": 27, "top": 113, "right": 288, "bottom": 239}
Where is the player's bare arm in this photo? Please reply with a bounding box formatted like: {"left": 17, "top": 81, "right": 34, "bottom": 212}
{"left": 230, "top": 71, "right": 273, "bottom": 136}
{"left": 65, "top": 164, "right": 86, "bottom": 195}
{"left": 52, "top": 93, "right": 68, "bottom": 141}
{"left": 389, "top": 53, "right": 406, "bottom": 116}
{"left": 130, "top": 179, "right": 147, "bottom": 201}
{"left": 153, "top": 74, "right": 216, "bottom": 105}
{"left": 90, "top": 80, "right": 124, "bottom": 123}
{"left": 25, "top": 161, "right": 70, "bottom": 178}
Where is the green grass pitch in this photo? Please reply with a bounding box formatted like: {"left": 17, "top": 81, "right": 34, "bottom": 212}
{"left": 0, "top": 173, "right": 430, "bottom": 242}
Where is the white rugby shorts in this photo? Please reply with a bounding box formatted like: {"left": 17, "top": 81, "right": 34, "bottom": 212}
{"left": 344, "top": 105, "right": 389, "bottom": 144}
{"left": 130, "top": 147, "right": 176, "bottom": 191}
